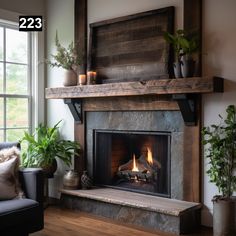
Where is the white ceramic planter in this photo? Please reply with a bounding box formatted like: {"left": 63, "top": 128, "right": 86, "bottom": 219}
{"left": 63, "top": 70, "right": 77, "bottom": 86}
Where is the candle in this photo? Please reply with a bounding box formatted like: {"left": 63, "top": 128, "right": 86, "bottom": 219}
{"left": 92, "top": 71, "right": 97, "bottom": 81}
{"left": 78, "top": 74, "right": 87, "bottom": 85}
{"left": 87, "top": 71, "right": 97, "bottom": 84}
{"left": 87, "top": 71, "right": 93, "bottom": 84}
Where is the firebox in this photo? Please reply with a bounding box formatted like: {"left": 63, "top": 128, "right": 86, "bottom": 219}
{"left": 94, "top": 130, "right": 171, "bottom": 197}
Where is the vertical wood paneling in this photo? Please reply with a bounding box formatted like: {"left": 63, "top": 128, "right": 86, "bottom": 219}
{"left": 183, "top": 0, "right": 202, "bottom": 202}
{"left": 75, "top": 0, "right": 87, "bottom": 74}
{"left": 74, "top": 0, "right": 87, "bottom": 177}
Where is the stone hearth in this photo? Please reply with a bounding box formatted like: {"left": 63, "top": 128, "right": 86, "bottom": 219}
{"left": 59, "top": 109, "right": 202, "bottom": 235}
{"left": 60, "top": 188, "right": 201, "bottom": 235}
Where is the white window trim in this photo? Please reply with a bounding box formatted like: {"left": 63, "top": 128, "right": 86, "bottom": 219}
{"left": 0, "top": 8, "right": 45, "bottom": 132}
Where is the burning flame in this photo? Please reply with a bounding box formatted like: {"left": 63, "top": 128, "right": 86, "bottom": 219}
{"left": 147, "top": 147, "right": 153, "bottom": 165}
{"left": 132, "top": 154, "right": 139, "bottom": 172}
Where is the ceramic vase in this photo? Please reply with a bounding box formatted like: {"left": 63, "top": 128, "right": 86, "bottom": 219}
{"left": 213, "top": 197, "right": 236, "bottom": 236}
{"left": 63, "top": 170, "right": 79, "bottom": 190}
{"left": 173, "top": 61, "right": 182, "bottom": 78}
{"left": 81, "top": 170, "right": 93, "bottom": 189}
{"left": 63, "top": 70, "right": 78, "bottom": 86}
{"left": 180, "top": 55, "right": 195, "bottom": 78}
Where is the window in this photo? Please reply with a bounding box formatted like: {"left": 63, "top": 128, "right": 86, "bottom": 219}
{"left": 0, "top": 22, "right": 32, "bottom": 142}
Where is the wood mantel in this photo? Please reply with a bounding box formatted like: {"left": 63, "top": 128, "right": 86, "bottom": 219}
{"left": 46, "top": 76, "right": 223, "bottom": 99}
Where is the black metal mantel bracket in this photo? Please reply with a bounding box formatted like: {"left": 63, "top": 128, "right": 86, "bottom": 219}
{"left": 64, "top": 98, "right": 82, "bottom": 124}
{"left": 172, "top": 94, "right": 197, "bottom": 126}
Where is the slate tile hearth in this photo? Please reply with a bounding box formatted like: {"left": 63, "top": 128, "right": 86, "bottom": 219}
{"left": 60, "top": 188, "right": 201, "bottom": 235}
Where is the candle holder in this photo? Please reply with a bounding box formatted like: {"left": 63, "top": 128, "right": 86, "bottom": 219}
{"left": 78, "top": 74, "right": 87, "bottom": 85}
{"left": 87, "top": 71, "right": 97, "bottom": 85}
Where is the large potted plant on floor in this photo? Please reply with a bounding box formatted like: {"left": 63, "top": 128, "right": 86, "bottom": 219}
{"left": 20, "top": 120, "right": 80, "bottom": 177}
{"left": 202, "top": 105, "right": 236, "bottom": 236}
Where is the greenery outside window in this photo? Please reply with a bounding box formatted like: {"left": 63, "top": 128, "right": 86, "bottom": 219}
{"left": 0, "top": 21, "right": 32, "bottom": 142}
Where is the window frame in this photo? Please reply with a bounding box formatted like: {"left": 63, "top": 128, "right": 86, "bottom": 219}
{"left": 0, "top": 20, "right": 32, "bottom": 141}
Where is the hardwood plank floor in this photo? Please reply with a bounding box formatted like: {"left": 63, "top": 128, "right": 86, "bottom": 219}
{"left": 31, "top": 206, "right": 212, "bottom": 236}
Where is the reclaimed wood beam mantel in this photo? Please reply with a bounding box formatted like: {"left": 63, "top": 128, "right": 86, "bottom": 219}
{"left": 45, "top": 76, "right": 223, "bottom": 99}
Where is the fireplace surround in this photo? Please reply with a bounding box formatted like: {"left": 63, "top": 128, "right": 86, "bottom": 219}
{"left": 86, "top": 110, "right": 185, "bottom": 200}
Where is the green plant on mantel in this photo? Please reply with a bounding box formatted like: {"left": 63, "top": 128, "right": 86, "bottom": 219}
{"left": 163, "top": 29, "right": 199, "bottom": 61}
{"left": 46, "top": 31, "right": 81, "bottom": 71}
{"left": 202, "top": 105, "right": 236, "bottom": 199}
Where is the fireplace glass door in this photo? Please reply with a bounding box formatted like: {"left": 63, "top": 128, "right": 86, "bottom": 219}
{"left": 94, "top": 130, "right": 171, "bottom": 197}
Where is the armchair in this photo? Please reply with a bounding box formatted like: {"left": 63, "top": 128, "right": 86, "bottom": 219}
{"left": 0, "top": 142, "right": 44, "bottom": 236}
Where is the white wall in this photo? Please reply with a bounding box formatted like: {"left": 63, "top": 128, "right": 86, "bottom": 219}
{"left": 88, "top": 0, "right": 183, "bottom": 27}
{"left": 201, "top": 0, "right": 236, "bottom": 226}
{"left": 46, "top": 0, "right": 75, "bottom": 198}
{"left": 0, "top": 0, "right": 45, "bottom": 15}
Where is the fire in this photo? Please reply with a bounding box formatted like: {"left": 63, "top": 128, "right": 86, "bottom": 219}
{"left": 147, "top": 147, "right": 153, "bottom": 165}
{"left": 132, "top": 154, "right": 139, "bottom": 172}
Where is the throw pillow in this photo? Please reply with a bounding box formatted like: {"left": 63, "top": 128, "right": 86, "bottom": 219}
{"left": 0, "top": 146, "right": 21, "bottom": 200}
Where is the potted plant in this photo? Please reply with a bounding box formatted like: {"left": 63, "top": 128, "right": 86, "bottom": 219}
{"left": 46, "top": 31, "right": 81, "bottom": 86}
{"left": 202, "top": 105, "right": 236, "bottom": 236}
{"left": 179, "top": 30, "right": 199, "bottom": 78}
{"left": 163, "top": 29, "right": 199, "bottom": 78}
{"left": 164, "top": 29, "right": 184, "bottom": 78}
{"left": 20, "top": 120, "right": 80, "bottom": 177}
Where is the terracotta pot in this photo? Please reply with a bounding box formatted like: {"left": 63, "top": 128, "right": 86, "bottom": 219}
{"left": 63, "top": 70, "right": 77, "bottom": 86}
{"left": 213, "top": 197, "right": 236, "bottom": 236}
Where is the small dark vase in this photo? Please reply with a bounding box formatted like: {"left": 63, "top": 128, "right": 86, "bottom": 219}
{"left": 81, "top": 170, "right": 93, "bottom": 189}
{"left": 173, "top": 61, "right": 182, "bottom": 78}
{"left": 180, "top": 56, "right": 195, "bottom": 78}
{"left": 42, "top": 158, "right": 57, "bottom": 178}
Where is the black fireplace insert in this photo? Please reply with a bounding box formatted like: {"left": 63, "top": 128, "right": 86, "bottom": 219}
{"left": 94, "top": 130, "right": 171, "bottom": 197}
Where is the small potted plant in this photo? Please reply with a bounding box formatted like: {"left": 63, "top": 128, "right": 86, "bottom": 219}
{"left": 202, "top": 105, "right": 236, "bottom": 236}
{"left": 179, "top": 30, "right": 199, "bottom": 78}
{"left": 47, "top": 31, "right": 81, "bottom": 86}
{"left": 20, "top": 120, "right": 80, "bottom": 177}
{"left": 163, "top": 29, "right": 199, "bottom": 78}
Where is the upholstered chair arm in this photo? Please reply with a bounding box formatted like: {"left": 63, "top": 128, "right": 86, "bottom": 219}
{"left": 19, "top": 168, "right": 44, "bottom": 206}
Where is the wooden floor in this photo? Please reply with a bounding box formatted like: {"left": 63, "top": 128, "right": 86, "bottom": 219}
{"left": 31, "top": 206, "right": 212, "bottom": 236}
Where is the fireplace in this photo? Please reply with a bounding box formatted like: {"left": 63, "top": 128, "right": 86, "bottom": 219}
{"left": 94, "top": 130, "right": 171, "bottom": 197}
{"left": 86, "top": 110, "right": 185, "bottom": 200}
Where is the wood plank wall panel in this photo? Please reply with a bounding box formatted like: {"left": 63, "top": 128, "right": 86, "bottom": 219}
{"left": 88, "top": 7, "right": 174, "bottom": 83}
